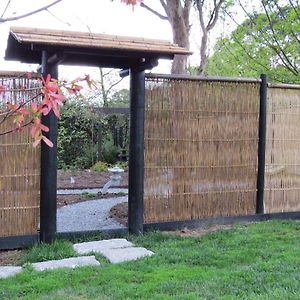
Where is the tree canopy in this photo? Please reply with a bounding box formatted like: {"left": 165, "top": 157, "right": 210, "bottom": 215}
{"left": 206, "top": 2, "right": 300, "bottom": 83}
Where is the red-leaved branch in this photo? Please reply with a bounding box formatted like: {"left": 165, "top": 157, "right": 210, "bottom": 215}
{"left": 0, "top": 73, "right": 95, "bottom": 147}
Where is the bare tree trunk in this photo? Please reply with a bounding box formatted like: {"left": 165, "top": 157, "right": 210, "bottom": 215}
{"left": 195, "top": 0, "right": 225, "bottom": 75}
{"left": 198, "top": 30, "right": 208, "bottom": 75}
{"left": 164, "top": 0, "right": 191, "bottom": 74}
{"left": 170, "top": 17, "right": 190, "bottom": 74}
{"left": 142, "top": 0, "right": 191, "bottom": 74}
{"left": 99, "top": 68, "right": 108, "bottom": 107}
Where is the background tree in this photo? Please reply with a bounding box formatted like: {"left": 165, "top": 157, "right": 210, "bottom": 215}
{"left": 206, "top": 1, "right": 300, "bottom": 82}
{"left": 140, "top": 0, "right": 230, "bottom": 74}
{"left": 98, "top": 68, "right": 125, "bottom": 107}
{"left": 140, "top": 1, "right": 191, "bottom": 74}
{"left": 194, "top": 0, "right": 226, "bottom": 75}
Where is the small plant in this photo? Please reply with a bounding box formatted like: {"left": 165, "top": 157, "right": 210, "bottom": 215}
{"left": 116, "top": 192, "right": 127, "bottom": 196}
{"left": 115, "top": 161, "right": 128, "bottom": 171}
{"left": 91, "top": 161, "right": 109, "bottom": 172}
{"left": 102, "top": 135, "right": 118, "bottom": 164}
{"left": 81, "top": 192, "right": 98, "bottom": 198}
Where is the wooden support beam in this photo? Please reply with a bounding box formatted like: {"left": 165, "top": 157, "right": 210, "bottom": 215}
{"left": 128, "top": 67, "right": 145, "bottom": 234}
{"left": 39, "top": 50, "right": 58, "bottom": 243}
{"left": 256, "top": 74, "right": 268, "bottom": 214}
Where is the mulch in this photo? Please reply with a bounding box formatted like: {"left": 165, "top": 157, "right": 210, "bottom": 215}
{"left": 57, "top": 169, "right": 128, "bottom": 189}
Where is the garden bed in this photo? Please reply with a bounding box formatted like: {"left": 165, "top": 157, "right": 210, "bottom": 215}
{"left": 57, "top": 169, "right": 128, "bottom": 189}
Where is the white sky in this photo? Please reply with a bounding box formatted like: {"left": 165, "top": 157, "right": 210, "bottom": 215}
{"left": 0, "top": 0, "right": 247, "bottom": 80}
{"left": 0, "top": 0, "right": 174, "bottom": 79}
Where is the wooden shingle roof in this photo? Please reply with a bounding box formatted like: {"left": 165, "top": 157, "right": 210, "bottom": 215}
{"left": 5, "top": 27, "right": 191, "bottom": 69}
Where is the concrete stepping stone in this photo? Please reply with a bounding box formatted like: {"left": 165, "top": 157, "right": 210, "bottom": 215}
{"left": 32, "top": 256, "right": 100, "bottom": 272}
{"left": 0, "top": 266, "right": 22, "bottom": 279}
{"left": 100, "top": 247, "right": 154, "bottom": 264}
{"left": 73, "top": 238, "right": 134, "bottom": 255}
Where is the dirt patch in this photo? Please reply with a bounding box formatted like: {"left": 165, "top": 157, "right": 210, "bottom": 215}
{"left": 109, "top": 202, "right": 128, "bottom": 226}
{"left": 0, "top": 250, "right": 23, "bottom": 266}
{"left": 57, "top": 169, "right": 128, "bottom": 189}
{"left": 108, "top": 202, "right": 254, "bottom": 238}
{"left": 163, "top": 222, "right": 255, "bottom": 237}
{"left": 163, "top": 224, "right": 234, "bottom": 237}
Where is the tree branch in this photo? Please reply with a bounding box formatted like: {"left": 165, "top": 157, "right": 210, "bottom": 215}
{"left": 207, "top": 0, "right": 224, "bottom": 31}
{"left": 234, "top": 1, "right": 299, "bottom": 75}
{"left": 0, "top": 0, "right": 63, "bottom": 23}
{"left": 140, "top": 2, "right": 168, "bottom": 20}
{"left": 273, "top": 1, "right": 300, "bottom": 45}
{"left": 0, "top": 120, "right": 32, "bottom": 136}
{"left": 196, "top": 0, "right": 206, "bottom": 31}
{"left": 261, "top": 0, "right": 298, "bottom": 74}
{"left": 1, "top": 0, "right": 11, "bottom": 19}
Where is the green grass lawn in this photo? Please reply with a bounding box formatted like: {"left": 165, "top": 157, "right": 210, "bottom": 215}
{"left": 1, "top": 220, "right": 299, "bottom": 299}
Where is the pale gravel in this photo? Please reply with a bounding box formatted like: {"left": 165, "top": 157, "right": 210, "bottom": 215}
{"left": 57, "top": 196, "right": 127, "bottom": 232}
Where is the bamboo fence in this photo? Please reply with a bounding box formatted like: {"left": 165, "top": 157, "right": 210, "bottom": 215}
{"left": 265, "top": 85, "right": 300, "bottom": 213}
{"left": 144, "top": 76, "right": 260, "bottom": 223}
{"left": 0, "top": 72, "right": 41, "bottom": 237}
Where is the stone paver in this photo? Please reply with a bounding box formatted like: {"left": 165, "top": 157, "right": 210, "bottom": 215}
{"left": 73, "top": 238, "right": 134, "bottom": 255}
{"left": 0, "top": 266, "right": 22, "bottom": 279}
{"left": 32, "top": 256, "right": 100, "bottom": 272}
{"left": 0, "top": 239, "right": 154, "bottom": 279}
{"left": 100, "top": 247, "right": 154, "bottom": 264}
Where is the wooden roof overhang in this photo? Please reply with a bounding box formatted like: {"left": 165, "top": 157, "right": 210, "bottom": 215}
{"left": 5, "top": 27, "right": 191, "bottom": 70}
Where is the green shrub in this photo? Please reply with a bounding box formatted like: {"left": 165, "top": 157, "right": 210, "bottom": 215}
{"left": 58, "top": 102, "right": 100, "bottom": 169}
{"left": 117, "top": 161, "right": 128, "bottom": 171}
{"left": 91, "top": 161, "right": 109, "bottom": 172}
{"left": 58, "top": 101, "right": 129, "bottom": 169}
{"left": 102, "top": 135, "right": 118, "bottom": 164}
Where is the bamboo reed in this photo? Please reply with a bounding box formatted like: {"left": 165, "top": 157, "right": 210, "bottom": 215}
{"left": 0, "top": 74, "right": 41, "bottom": 237}
{"left": 265, "top": 87, "right": 300, "bottom": 213}
{"left": 144, "top": 76, "right": 260, "bottom": 223}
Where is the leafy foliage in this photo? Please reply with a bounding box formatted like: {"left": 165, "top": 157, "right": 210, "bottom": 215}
{"left": 91, "top": 161, "right": 110, "bottom": 172}
{"left": 206, "top": 3, "right": 300, "bottom": 83}
{"left": 58, "top": 101, "right": 129, "bottom": 169}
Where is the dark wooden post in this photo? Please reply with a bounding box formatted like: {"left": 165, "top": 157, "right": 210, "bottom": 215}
{"left": 40, "top": 50, "right": 58, "bottom": 243}
{"left": 256, "top": 74, "right": 267, "bottom": 214}
{"left": 128, "top": 67, "right": 145, "bottom": 234}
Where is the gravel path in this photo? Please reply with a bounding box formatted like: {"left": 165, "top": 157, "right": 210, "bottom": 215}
{"left": 57, "top": 196, "right": 128, "bottom": 232}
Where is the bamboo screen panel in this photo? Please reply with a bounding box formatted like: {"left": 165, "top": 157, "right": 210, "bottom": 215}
{"left": 265, "top": 86, "right": 300, "bottom": 213}
{"left": 144, "top": 76, "right": 260, "bottom": 223}
{"left": 0, "top": 73, "right": 41, "bottom": 237}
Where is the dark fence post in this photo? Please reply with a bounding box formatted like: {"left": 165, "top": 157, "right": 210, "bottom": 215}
{"left": 40, "top": 50, "right": 58, "bottom": 243}
{"left": 128, "top": 68, "right": 145, "bottom": 234}
{"left": 256, "top": 74, "right": 268, "bottom": 214}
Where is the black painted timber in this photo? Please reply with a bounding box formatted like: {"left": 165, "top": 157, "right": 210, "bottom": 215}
{"left": 0, "top": 234, "right": 39, "bottom": 250}
{"left": 39, "top": 50, "right": 59, "bottom": 243}
{"left": 256, "top": 74, "right": 267, "bottom": 214}
{"left": 128, "top": 68, "right": 145, "bottom": 234}
{"left": 144, "top": 211, "right": 300, "bottom": 232}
